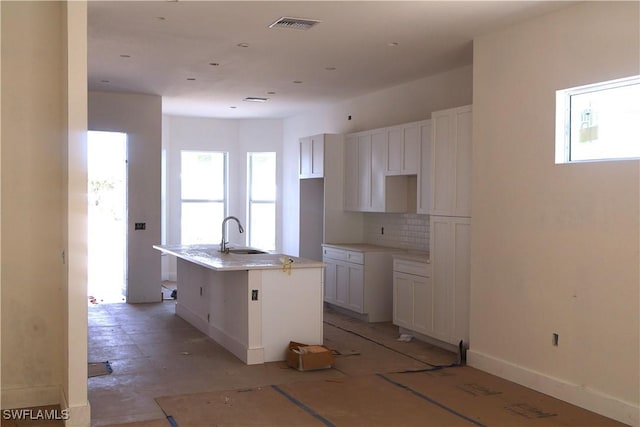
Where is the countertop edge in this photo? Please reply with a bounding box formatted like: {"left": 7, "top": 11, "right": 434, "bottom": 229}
{"left": 154, "top": 245, "right": 325, "bottom": 271}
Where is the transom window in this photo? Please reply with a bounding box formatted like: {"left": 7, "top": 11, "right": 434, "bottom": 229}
{"left": 556, "top": 75, "right": 640, "bottom": 163}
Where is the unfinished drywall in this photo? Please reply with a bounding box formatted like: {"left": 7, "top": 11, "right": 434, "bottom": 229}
{"left": 89, "top": 91, "right": 162, "bottom": 303}
{"left": 469, "top": 2, "right": 639, "bottom": 425}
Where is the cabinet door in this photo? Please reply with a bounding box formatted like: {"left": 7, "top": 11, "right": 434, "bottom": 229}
{"left": 451, "top": 218, "right": 471, "bottom": 345}
{"left": 343, "top": 135, "right": 359, "bottom": 211}
{"left": 412, "top": 274, "right": 433, "bottom": 335}
{"left": 402, "top": 123, "right": 419, "bottom": 174}
{"left": 387, "top": 123, "right": 419, "bottom": 175}
{"left": 430, "top": 215, "right": 471, "bottom": 345}
{"left": 393, "top": 272, "right": 414, "bottom": 329}
{"left": 386, "top": 126, "right": 403, "bottom": 175}
{"left": 299, "top": 137, "right": 312, "bottom": 178}
{"left": 300, "top": 135, "right": 324, "bottom": 179}
{"left": 357, "top": 133, "right": 372, "bottom": 210}
{"left": 323, "top": 258, "right": 337, "bottom": 303}
{"left": 311, "top": 136, "right": 324, "bottom": 177}
{"left": 347, "top": 262, "right": 365, "bottom": 313}
{"left": 417, "top": 120, "right": 432, "bottom": 214}
{"left": 370, "top": 129, "right": 387, "bottom": 212}
{"left": 431, "top": 106, "right": 472, "bottom": 216}
{"left": 335, "top": 261, "right": 350, "bottom": 307}
{"left": 430, "top": 216, "right": 453, "bottom": 342}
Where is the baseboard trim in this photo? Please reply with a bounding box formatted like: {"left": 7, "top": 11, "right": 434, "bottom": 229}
{"left": 208, "top": 323, "right": 264, "bottom": 365}
{"left": 467, "top": 349, "right": 639, "bottom": 426}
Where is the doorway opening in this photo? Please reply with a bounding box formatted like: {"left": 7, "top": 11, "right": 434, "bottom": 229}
{"left": 88, "top": 131, "right": 128, "bottom": 304}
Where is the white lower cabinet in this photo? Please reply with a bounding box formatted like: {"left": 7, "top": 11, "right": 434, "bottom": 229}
{"left": 323, "top": 244, "right": 394, "bottom": 322}
{"left": 430, "top": 215, "right": 471, "bottom": 346}
{"left": 393, "top": 259, "right": 432, "bottom": 335}
{"left": 393, "top": 216, "right": 470, "bottom": 347}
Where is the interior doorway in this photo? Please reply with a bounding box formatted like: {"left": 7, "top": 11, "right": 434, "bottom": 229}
{"left": 88, "top": 131, "right": 128, "bottom": 304}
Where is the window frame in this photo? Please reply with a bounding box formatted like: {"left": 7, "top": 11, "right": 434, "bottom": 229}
{"left": 179, "top": 150, "right": 228, "bottom": 245}
{"left": 556, "top": 75, "right": 640, "bottom": 164}
{"left": 247, "top": 152, "right": 277, "bottom": 250}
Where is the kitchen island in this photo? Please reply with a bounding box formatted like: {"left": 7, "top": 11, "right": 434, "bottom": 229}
{"left": 153, "top": 244, "right": 325, "bottom": 365}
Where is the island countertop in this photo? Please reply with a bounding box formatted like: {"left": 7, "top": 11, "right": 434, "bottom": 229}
{"left": 154, "top": 244, "right": 325, "bottom": 272}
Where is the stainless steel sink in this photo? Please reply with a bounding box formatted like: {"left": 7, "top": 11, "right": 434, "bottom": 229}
{"left": 227, "top": 248, "right": 268, "bottom": 255}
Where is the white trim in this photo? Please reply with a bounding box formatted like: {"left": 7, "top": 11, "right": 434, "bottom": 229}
{"left": 467, "top": 349, "right": 639, "bottom": 426}
{"left": 59, "top": 389, "right": 90, "bottom": 427}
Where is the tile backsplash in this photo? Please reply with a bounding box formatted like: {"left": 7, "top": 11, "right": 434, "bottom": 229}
{"left": 363, "top": 213, "right": 429, "bottom": 251}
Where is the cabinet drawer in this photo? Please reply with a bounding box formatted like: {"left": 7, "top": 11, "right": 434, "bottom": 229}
{"left": 322, "top": 247, "right": 364, "bottom": 264}
{"left": 393, "top": 259, "right": 431, "bottom": 277}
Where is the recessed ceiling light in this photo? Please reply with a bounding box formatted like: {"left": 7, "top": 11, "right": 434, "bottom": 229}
{"left": 156, "top": 16, "right": 166, "bottom": 21}
{"left": 325, "top": 67, "right": 337, "bottom": 71}
{"left": 387, "top": 42, "right": 399, "bottom": 47}
{"left": 209, "top": 62, "right": 220, "bottom": 66}
{"left": 230, "top": 106, "right": 237, "bottom": 109}
{"left": 120, "top": 54, "right": 131, "bottom": 58}
{"left": 237, "top": 43, "right": 250, "bottom": 48}
{"left": 267, "top": 91, "right": 276, "bottom": 95}
{"left": 243, "top": 97, "right": 269, "bottom": 103}
{"left": 187, "top": 78, "right": 196, "bottom": 81}
{"left": 293, "top": 80, "right": 303, "bottom": 84}
{"left": 100, "top": 80, "right": 110, "bottom": 83}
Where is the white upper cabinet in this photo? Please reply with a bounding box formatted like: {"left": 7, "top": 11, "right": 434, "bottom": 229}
{"left": 417, "top": 120, "right": 432, "bottom": 214}
{"left": 344, "top": 128, "right": 414, "bottom": 213}
{"left": 343, "top": 134, "right": 359, "bottom": 211}
{"left": 299, "top": 135, "right": 324, "bottom": 179}
{"left": 386, "top": 122, "right": 420, "bottom": 175}
{"left": 430, "top": 105, "right": 472, "bottom": 217}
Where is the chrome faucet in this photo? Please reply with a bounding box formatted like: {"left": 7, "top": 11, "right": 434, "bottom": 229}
{"left": 220, "top": 216, "right": 244, "bottom": 253}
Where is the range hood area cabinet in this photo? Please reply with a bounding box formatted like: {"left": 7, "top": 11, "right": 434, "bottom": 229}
{"left": 343, "top": 127, "right": 418, "bottom": 213}
{"left": 386, "top": 122, "right": 420, "bottom": 176}
{"left": 418, "top": 105, "right": 472, "bottom": 216}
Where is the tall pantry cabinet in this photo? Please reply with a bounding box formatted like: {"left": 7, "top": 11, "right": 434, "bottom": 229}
{"left": 430, "top": 105, "right": 472, "bottom": 347}
{"left": 398, "top": 105, "right": 472, "bottom": 348}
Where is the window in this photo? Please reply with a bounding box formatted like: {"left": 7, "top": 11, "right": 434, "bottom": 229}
{"left": 247, "top": 152, "right": 276, "bottom": 250}
{"left": 556, "top": 75, "right": 640, "bottom": 163}
{"left": 180, "top": 151, "right": 227, "bottom": 244}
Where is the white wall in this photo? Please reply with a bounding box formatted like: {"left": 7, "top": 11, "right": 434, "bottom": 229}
{"left": 282, "top": 65, "right": 473, "bottom": 254}
{"left": 89, "top": 91, "right": 162, "bottom": 303}
{"left": 469, "top": 2, "right": 639, "bottom": 425}
{"left": 1, "top": 3, "right": 90, "bottom": 424}
{"left": 162, "top": 116, "right": 283, "bottom": 280}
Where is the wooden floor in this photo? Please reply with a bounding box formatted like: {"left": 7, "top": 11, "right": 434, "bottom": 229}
{"left": 85, "top": 301, "right": 627, "bottom": 427}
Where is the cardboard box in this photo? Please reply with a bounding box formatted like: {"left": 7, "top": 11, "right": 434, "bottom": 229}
{"left": 286, "top": 341, "right": 334, "bottom": 371}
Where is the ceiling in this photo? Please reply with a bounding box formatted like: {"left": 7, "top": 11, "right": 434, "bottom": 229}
{"left": 88, "top": 1, "right": 572, "bottom": 119}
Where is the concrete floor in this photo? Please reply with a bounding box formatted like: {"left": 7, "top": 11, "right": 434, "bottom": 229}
{"left": 88, "top": 301, "right": 626, "bottom": 427}
{"left": 89, "top": 300, "right": 458, "bottom": 426}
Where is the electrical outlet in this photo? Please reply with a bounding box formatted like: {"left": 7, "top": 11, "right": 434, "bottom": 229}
{"left": 251, "top": 289, "right": 259, "bottom": 301}
{"left": 552, "top": 333, "right": 559, "bottom": 346}
{"left": 134, "top": 222, "right": 146, "bottom": 230}
{"left": 381, "top": 227, "right": 384, "bottom": 235}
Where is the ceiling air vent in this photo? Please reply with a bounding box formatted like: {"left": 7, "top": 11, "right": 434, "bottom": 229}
{"left": 269, "top": 17, "right": 321, "bottom": 31}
